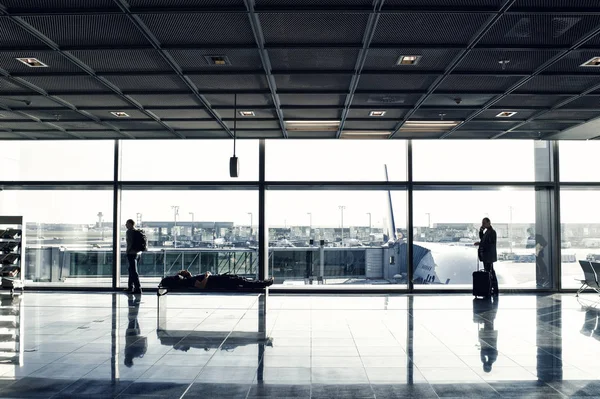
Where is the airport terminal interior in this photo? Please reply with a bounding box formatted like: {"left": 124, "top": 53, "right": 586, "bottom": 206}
{"left": 1, "top": 0, "right": 600, "bottom": 397}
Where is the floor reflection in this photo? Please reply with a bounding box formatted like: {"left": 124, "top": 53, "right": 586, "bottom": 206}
{"left": 1, "top": 292, "right": 600, "bottom": 398}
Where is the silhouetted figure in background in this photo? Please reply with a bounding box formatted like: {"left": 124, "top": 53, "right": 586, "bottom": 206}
{"left": 124, "top": 293, "right": 147, "bottom": 367}
{"left": 536, "top": 234, "right": 550, "bottom": 288}
{"left": 475, "top": 217, "right": 499, "bottom": 296}
{"left": 125, "top": 219, "right": 142, "bottom": 294}
{"left": 473, "top": 297, "right": 499, "bottom": 373}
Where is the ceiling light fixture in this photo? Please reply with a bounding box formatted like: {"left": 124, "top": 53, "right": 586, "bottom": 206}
{"left": 498, "top": 59, "right": 510, "bottom": 70}
{"left": 400, "top": 120, "right": 460, "bottom": 132}
{"left": 239, "top": 111, "right": 255, "bottom": 117}
{"left": 205, "top": 55, "right": 231, "bottom": 66}
{"left": 110, "top": 111, "right": 130, "bottom": 118}
{"left": 16, "top": 58, "right": 48, "bottom": 68}
{"left": 369, "top": 110, "right": 386, "bottom": 117}
{"left": 581, "top": 57, "right": 600, "bottom": 67}
{"left": 496, "top": 111, "right": 517, "bottom": 118}
{"left": 396, "top": 55, "right": 422, "bottom": 66}
{"left": 286, "top": 120, "right": 340, "bottom": 131}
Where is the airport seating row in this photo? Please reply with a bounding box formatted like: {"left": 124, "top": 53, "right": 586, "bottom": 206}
{"left": 577, "top": 260, "right": 600, "bottom": 296}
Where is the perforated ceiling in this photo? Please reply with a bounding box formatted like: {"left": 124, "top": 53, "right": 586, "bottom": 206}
{"left": 0, "top": 0, "right": 599, "bottom": 139}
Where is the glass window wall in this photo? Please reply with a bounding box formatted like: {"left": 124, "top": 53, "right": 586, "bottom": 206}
{"left": 412, "top": 188, "right": 549, "bottom": 289}
{"left": 120, "top": 189, "right": 258, "bottom": 288}
{"left": 265, "top": 190, "right": 407, "bottom": 287}
{"left": 0, "top": 188, "right": 114, "bottom": 287}
{"left": 559, "top": 141, "right": 600, "bottom": 182}
{"left": 266, "top": 140, "right": 407, "bottom": 181}
{"left": 0, "top": 141, "right": 114, "bottom": 181}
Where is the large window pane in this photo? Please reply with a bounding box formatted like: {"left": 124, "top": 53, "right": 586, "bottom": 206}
{"left": 120, "top": 140, "right": 258, "bottom": 181}
{"left": 120, "top": 189, "right": 258, "bottom": 287}
{"left": 266, "top": 190, "right": 407, "bottom": 287}
{"left": 559, "top": 141, "right": 600, "bottom": 182}
{"left": 0, "top": 141, "right": 114, "bottom": 181}
{"left": 413, "top": 189, "right": 550, "bottom": 289}
{"left": 0, "top": 189, "right": 114, "bottom": 287}
{"left": 560, "top": 189, "right": 599, "bottom": 289}
{"left": 266, "top": 140, "right": 407, "bottom": 181}
{"left": 413, "top": 140, "right": 540, "bottom": 182}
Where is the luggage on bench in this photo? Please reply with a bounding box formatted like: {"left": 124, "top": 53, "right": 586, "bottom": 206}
{"left": 473, "top": 258, "right": 492, "bottom": 298}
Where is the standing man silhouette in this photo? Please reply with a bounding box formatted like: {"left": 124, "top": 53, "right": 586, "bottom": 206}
{"left": 125, "top": 219, "right": 142, "bottom": 294}
{"left": 475, "top": 217, "right": 499, "bottom": 296}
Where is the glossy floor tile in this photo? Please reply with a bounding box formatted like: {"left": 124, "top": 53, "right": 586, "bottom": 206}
{"left": 0, "top": 292, "right": 598, "bottom": 397}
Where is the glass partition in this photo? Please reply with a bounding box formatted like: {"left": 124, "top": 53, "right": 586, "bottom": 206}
{"left": 266, "top": 140, "right": 407, "bottom": 181}
{"left": 120, "top": 189, "right": 258, "bottom": 287}
{"left": 559, "top": 141, "right": 600, "bottom": 182}
{"left": 0, "top": 188, "right": 114, "bottom": 287}
{"left": 0, "top": 141, "right": 114, "bottom": 181}
{"left": 412, "top": 188, "right": 548, "bottom": 289}
{"left": 265, "top": 190, "right": 407, "bottom": 287}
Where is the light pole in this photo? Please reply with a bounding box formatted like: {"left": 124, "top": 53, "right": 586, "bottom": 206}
{"left": 425, "top": 212, "right": 431, "bottom": 228}
{"left": 171, "top": 205, "right": 179, "bottom": 248}
{"left": 508, "top": 205, "right": 513, "bottom": 253}
{"left": 338, "top": 206, "right": 346, "bottom": 245}
{"left": 366, "top": 212, "right": 371, "bottom": 241}
{"left": 307, "top": 212, "right": 312, "bottom": 238}
{"left": 248, "top": 212, "right": 253, "bottom": 239}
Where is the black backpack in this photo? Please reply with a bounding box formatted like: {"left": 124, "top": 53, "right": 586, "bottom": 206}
{"left": 131, "top": 229, "right": 148, "bottom": 252}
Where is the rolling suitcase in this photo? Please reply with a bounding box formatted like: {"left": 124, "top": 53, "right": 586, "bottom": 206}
{"left": 473, "top": 258, "right": 492, "bottom": 298}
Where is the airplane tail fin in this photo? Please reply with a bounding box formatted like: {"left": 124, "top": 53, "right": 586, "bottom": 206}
{"left": 384, "top": 164, "right": 397, "bottom": 242}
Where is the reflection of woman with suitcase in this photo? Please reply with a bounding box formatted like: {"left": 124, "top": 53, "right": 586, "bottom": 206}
{"left": 474, "top": 217, "right": 499, "bottom": 296}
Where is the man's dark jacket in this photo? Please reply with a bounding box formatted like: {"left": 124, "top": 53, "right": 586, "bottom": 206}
{"left": 478, "top": 228, "right": 497, "bottom": 263}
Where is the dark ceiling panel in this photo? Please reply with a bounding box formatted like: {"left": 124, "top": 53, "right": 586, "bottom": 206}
{"left": 545, "top": 50, "right": 600, "bottom": 72}
{"left": 518, "top": 120, "right": 576, "bottom": 130}
{"left": 168, "top": 49, "right": 262, "bottom": 71}
{"left": 1, "top": 121, "right": 59, "bottom": 130}
{"left": 203, "top": 94, "right": 273, "bottom": 106}
{"left": 494, "top": 94, "right": 569, "bottom": 107}
{"left": 560, "top": 96, "right": 600, "bottom": 109}
{"left": 373, "top": 13, "right": 492, "bottom": 44}
{"left": 344, "top": 120, "right": 398, "bottom": 129}
{"left": 103, "top": 75, "right": 189, "bottom": 91}
{"left": 0, "top": 51, "right": 81, "bottom": 74}
{"left": 52, "top": 121, "right": 109, "bottom": 130}
{"left": 0, "top": 19, "right": 47, "bottom": 49}
{"left": 275, "top": 74, "right": 352, "bottom": 91}
{"left": 88, "top": 109, "right": 149, "bottom": 119}
{"left": 411, "top": 109, "right": 474, "bottom": 120}
{"left": 513, "top": 0, "right": 600, "bottom": 8}
{"left": 423, "top": 94, "right": 496, "bottom": 106}
{"left": 0, "top": 110, "right": 37, "bottom": 120}
{"left": 164, "top": 120, "right": 224, "bottom": 130}
{"left": 449, "top": 130, "right": 497, "bottom": 139}
{"left": 107, "top": 120, "right": 165, "bottom": 130}
{"left": 256, "top": 0, "right": 372, "bottom": 6}
{"left": 475, "top": 109, "right": 539, "bottom": 119}
{"left": 537, "top": 110, "right": 599, "bottom": 120}
{"left": 21, "top": 15, "right": 149, "bottom": 46}
{"left": 279, "top": 93, "right": 345, "bottom": 106}
{"left": 22, "top": 109, "right": 89, "bottom": 121}
{"left": 384, "top": 0, "right": 502, "bottom": 6}
{"left": 55, "top": 94, "right": 132, "bottom": 108}
{"left": 259, "top": 13, "right": 369, "bottom": 44}
{"left": 0, "top": 77, "right": 36, "bottom": 93}
{"left": 128, "top": 94, "right": 202, "bottom": 107}
{"left": 364, "top": 48, "right": 460, "bottom": 71}
{"left": 148, "top": 108, "right": 211, "bottom": 119}
{"left": 352, "top": 93, "right": 421, "bottom": 106}
{"left": 139, "top": 14, "right": 255, "bottom": 45}
{"left": 436, "top": 75, "right": 523, "bottom": 92}
{"left": 479, "top": 14, "right": 600, "bottom": 46}
{"left": 2, "top": 0, "right": 118, "bottom": 9}
{"left": 1, "top": 95, "right": 61, "bottom": 108}
{"left": 283, "top": 108, "right": 342, "bottom": 119}
{"left": 20, "top": 76, "right": 112, "bottom": 93}
{"left": 456, "top": 49, "right": 561, "bottom": 72}
{"left": 515, "top": 75, "right": 600, "bottom": 93}
{"left": 69, "top": 49, "right": 173, "bottom": 73}
{"left": 129, "top": 0, "right": 244, "bottom": 7}
{"left": 357, "top": 74, "right": 437, "bottom": 90}
{"left": 269, "top": 48, "right": 359, "bottom": 70}
{"left": 459, "top": 120, "right": 520, "bottom": 130}
{"left": 224, "top": 119, "right": 281, "bottom": 129}
{"left": 188, "top": 74, "right": 269, "bottom": 91}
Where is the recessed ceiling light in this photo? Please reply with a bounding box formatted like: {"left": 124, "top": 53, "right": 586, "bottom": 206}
{"left": 286, "top": 120, "right": 340, "bottom": 131}
{"left": 239, "top": 111, "right": 255, "bottom": 117}
{"left": 581, "top": 57, "right": 600, "bottom": 67}
{"left": 396, "top": 55, "right": 422, "bottom": 66}
{"left": 16, "top": 58, "right": 48, "bottom": 68}
{"left": 369, "top": 110, "right": 386, "bottom": 117}
{"left": 400, "top": 120, "right": 460, "bottom": 132}
{"left": 496, "top": 111, "right": 518, "bottom": 118}
{"left": 204, "top": 55, "right": 231, "bottom": 66}
{"left": 110, "top": 111, "right": 130, "bottom": 117}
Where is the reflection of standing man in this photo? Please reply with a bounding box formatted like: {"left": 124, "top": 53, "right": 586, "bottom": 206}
{"left": 475, "top": 298, "right": 499, "bottom": 373}
{"left": 535, "top": 234, "right": 550, "bottom": 288}
{"left": 124, "top": 293, "right": 147, "bottom": 367}
{"left": 125, "top": 219, "right": 142, "bottom": 294}
{"left": 475, "top": 217, "right": 499, "bottom": 296}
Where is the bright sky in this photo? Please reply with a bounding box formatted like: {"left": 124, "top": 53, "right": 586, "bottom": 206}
{"left": 0, "top": 139, "right": 597, "bottom": 226}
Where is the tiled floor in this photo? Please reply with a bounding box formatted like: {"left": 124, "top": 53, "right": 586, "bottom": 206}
{"left": 0, "top": 292, "right": 598, "bottom": 398}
